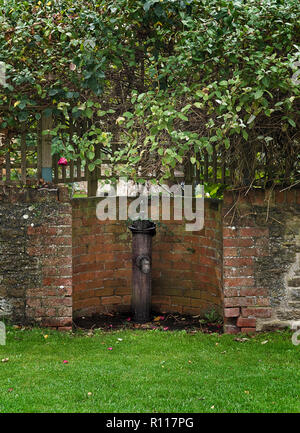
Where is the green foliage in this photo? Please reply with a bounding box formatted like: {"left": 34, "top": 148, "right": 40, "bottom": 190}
{"left": 0, "top": 0, "right": 299, "bottom": 185}
{"left": 204, "top": 309, "right": 223, "bottom": 325}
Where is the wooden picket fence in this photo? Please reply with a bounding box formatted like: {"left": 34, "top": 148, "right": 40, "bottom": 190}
{"left": 0, "top": 110, "right": 231, "bottom": 193}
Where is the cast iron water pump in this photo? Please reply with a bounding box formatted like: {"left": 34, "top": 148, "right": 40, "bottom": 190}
{"left": 129, "top": 220, "right": 156, "bottom": 323}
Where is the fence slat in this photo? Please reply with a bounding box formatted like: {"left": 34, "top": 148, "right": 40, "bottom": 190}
{"left": 21, "top": 133, "right": 26, "bottom": 184}
{"left": 5, "top": 149, "right": 11, "bottom": 182}
{"left": 204, "top": 150, "right": 208, "bottom": 182}
{"left": 76, "top": 159, "right": 81, "bottom": 181}
{"left": 69, "top": 118, "right": 74, "bottom": 182}
{"left": 37, "top": 118, "right": 42, "bottom": 179}
{"left": 53, "top": 153, "right": 58, "bottom": 183}
{"left": 213, "top": 144, "right": 217, "bottom": 183}
{"left": 41, "top": 113, "right": 53, "bottom": 182}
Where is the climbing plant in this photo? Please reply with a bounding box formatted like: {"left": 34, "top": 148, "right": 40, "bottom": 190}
{"left": 0, "top": 0, "right": 299, "bottom": 186}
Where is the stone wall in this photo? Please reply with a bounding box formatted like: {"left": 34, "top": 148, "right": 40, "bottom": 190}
{"left": 0, "top": 186, "right": 72, "bottom": 330}
{"left": 72, "top": 197, "right": 223, "bottom": 319}
{"left": 223, "top": 188, "right": 300, "bottom": 333}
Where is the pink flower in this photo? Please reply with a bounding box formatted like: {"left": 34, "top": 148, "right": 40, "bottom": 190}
{"left": 163, "top": 327, "right": 169, "bottom": 331}
{"left": 63, "top": 360, "right": 69, "bottom": 364}
{"left": 160, "top": 316, "right": 165, "bottom": 321}
{"left": 126, "top": 317, "right": 131, "bottom": 322}
{"left": 58, "top": 157, "right": 68, "bottom": 166}
{"left": 108, "top": 347, "right": 113, "bottom": 351}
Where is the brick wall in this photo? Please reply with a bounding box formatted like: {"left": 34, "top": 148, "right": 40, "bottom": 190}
{"left": 3, "top": 185, "right": 298, "bottom": 334}
{"left": 72, "top": 197, "right": 223, "bottom": 319}
{"left": 0, "top": 186, "right": 72, "bottom": 330}
{"left": 223, "top": 188, "right": 300, "bottom": 334}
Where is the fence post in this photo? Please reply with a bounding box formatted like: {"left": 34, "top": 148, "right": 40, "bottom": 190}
{"left": 41, "top": 113, "right": 53, "bottom": 182}
{"left": 87, "top": 170, "right": 98, "bottom": 197}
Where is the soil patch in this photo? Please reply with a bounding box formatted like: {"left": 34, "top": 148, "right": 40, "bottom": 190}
{"left": 73, "top": 311, "right": 223, "bottom": 334}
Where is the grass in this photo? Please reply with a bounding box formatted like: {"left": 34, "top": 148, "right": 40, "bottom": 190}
{"left": 0, "top": 326, "right": 300, "bottom": 413}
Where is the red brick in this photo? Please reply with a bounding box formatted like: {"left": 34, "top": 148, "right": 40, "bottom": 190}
{"left": 224, "top": 289, "right": 239, "bottom": 297}
{"left": 42, "top": 277, "right": 72, "bottom": 288}
{"left": 224, "top": 238, "right": 254, "bottom": 248}
{"left": 43, "top": 297, "right": 72, "bottom": 308}
{"left": 224, "top": 277, "right": 255, "bottom": 288}
{"left": 224, "top": 267, "right": 254, "bottom": 277}
{"left": 50, "top": 236, "right": 72, "bottom": 246}
{"left": 122, "top": 295, "right": 132, "bottom": 305}
{"left": 223, "top": 227, "right": 238, "bottom": 238}
{"left": 101, "top": 296, "right": 122, "bottom": 305}
{"left": 239, "top": 248, "right": 258, "bottom": 257}
{"left": 224, "top": 257, "right": 253, "bottom": 267}
{"left": 26, "top": 298, "right": 41, "bottom": 308}
{"left": 224, "top": 297, "right": 255, "bottom": 307}
{"left": 74, "top": 298, "right": 100, "bottom": 310}
{"left": 240, "top": 288, "right": 268, "bottom": 296}
{"left": 224, "top": 308, "right": 240, "bottom": 318}
{"left": 237, "top": 317, "right": 256, "bottom": 327}
{"left": 239, "top": 228, "right": 269, "bottom": 237}
{"left": 223, "top": 247, "right": 238, "bottom": 257}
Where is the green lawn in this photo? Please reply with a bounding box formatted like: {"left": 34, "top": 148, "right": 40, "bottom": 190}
{"left": 0, "top": 326, "right": 300, "bottom": 413}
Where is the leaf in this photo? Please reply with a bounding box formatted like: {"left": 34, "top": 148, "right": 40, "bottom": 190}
{"left": 177, "top": 113, "right": 188, "bottom": 121}
{"left": 143, "top": 1, "right": 153, "bottom": 12}
{"left": 288, "top": 118, "right": 296, "bottom": 128}
{"left": 261, "top": 340, "right": 269, "bottom": 345}
{"left": 247, "top": 114, "right": 256, "bottom": 124}
{"left": 254, "top": 89, "right": 264, "bottom": 99}
{"left": 234, "top": 337, "right": 249, "bottom": 342}
{"left": 242, "top": 130, "right": 248, "bottom": 140}
{"left": 194, "top": 102, "right": 203, "bottom": 109}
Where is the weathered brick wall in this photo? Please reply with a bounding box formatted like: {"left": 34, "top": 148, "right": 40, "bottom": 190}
{"left": 2, "top": 185, "right": 299, "bottom": 334}
{"left": 223, "top": 188, "right": 300, "bottom": 334}
{"left": 72, "top": 197, "right": 223, "bottom": 319}
{"left": 0, "top": 186, "right": 72, "bottom": 330}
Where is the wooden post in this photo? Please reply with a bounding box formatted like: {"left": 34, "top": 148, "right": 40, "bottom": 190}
{"left": 41, "top": 113, "right": 53, "bottom": 182}
{"left": 129, "top": 220, "right": 156, "bottom": 323}
{"left": 87, "top": 169, "right": 98, "bottom": 197}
